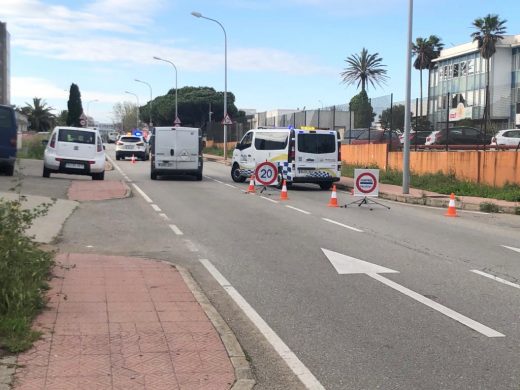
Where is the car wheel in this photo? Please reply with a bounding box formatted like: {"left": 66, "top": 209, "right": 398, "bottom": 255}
{"left": 151, "top": 170, "right": 157, "bottom": 180}
{"left": 5, "top": 164, "right": 14, "bottom": 177}
{"left": 116, "top": 153, "right": 121, "bottom": 160}
{"left": 195, "top": 170, "right": 203, "bottom": 181}
{"left": 43, "top": 166, "right": 51, "bottom": 178}
{"left": 231, "top": 163, "right": 245, "bottom": 183}
{"left": 319, "top": 181, "right": 333, "bottom": 190}
{"left": 92, "top": 172, "right": 104, "bottom": 180}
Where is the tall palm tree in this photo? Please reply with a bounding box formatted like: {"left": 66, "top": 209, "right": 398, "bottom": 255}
{"left": 340, "top": 48, "right": 388, "bottom": 92}
{"left": 21, "top": 98, "right": 56, "bottom": 132}
{"left": 471, "top": 14, "right": 507, "bottom": 132}
{"left": 412, "top": 35, "right": 443, "bottom": 118}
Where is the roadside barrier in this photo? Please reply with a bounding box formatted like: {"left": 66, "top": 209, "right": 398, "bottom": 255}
{"left": 328, "top": 185, "right": 339, "bottom": 207}
{"left": 280, "top": 180, "right": 289, "bottom": 201}
{"left": 445, "top": 193, "right": 458, "bottom": 217}
{"left": 247, "top": 175, "right": 256, "bottom": 194}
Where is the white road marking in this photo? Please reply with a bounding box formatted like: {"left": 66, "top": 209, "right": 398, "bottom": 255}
{"left": 471, "top": 270, "right": 520, "bottom": 290}
{"left": 322, "top": 218, "right": 363, "bottom": 233}
{"left": 323, "top": 248, "right": 505, "bottom": 338}
{"left": 169, "top": 224, "right": 183, "bottom": 235}
{"left": 159, "top": 213, "right": 170, "bottom": 221}
{"left": 285, "top": 205, "right": 311, "bottom": 215}
{"left": 213, "top": 179, "right": 224, "bottom": 184}
{"left": 132, "top": 184, "right": 153, "bottom": 203}
{"left": 183, "top": 239, "right": 198, "bottom": 252}
{"left": 225, "top": 183, "right": 237, "bottom": 189}
{"left": 151, "top": 204, "right": 161, "bottom": 212}
{"left": 260, "top": 196, "right": 279, "bottom": 204}
{"left": 502, "top": 245, "right": 520, "bottom": 254}
{"left": 200, "top": 259, "right": 325, "bottom": 390}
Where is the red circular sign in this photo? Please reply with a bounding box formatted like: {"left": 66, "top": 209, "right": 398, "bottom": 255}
{"left": 255, "top": 162, "right": 278, "bottom": 186}
{"left": 355, "top": 172, "right": 377, "bottom": 194}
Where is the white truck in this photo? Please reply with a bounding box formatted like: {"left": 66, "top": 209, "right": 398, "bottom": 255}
{"left": 150, "top": 126, "right": 203, "bottom": 181}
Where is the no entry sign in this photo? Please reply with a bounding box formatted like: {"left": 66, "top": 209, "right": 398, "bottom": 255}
{"left": 255, "top": 161, "right": 278, "bottom": 186}
{"left": 354, "top": 169, "right": 379, "bottom": 197}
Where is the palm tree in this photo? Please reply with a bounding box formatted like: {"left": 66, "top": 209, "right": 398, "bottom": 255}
{"left": 340, "top": 48, "right": 388, "bottom": 92}
{"left": 471, "top": 14, "right": 507, "bottom": 132}
{"left": 21, "top": 98, "right": 56, "bottom": 132}
{"left": 412, "top": 35, "right": 443, "bottom": 118}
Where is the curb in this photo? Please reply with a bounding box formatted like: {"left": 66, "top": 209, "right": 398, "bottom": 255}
{"left": 176, "top": 266, "right": 255, "bottom": 390}
{"left": 204, "top": 155, "right": 231, "bottom": 166}
{"left": 0, "top": 355, "right": 16, "bottom": 390}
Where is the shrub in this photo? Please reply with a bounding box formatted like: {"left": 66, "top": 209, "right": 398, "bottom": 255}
{"left": 18, "top": 135, "right": 46, "bottom": 160}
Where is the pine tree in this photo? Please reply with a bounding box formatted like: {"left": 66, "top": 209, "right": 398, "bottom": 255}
{"left": 66, "top": 84, "right": 83, "bottom": 126}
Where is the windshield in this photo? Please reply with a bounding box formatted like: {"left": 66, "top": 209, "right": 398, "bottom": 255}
{"left": 254, "top": 132, "right": 288, "bottom": 150}
{"left": 297, "top": 133, "right": 335, "bottom": 154}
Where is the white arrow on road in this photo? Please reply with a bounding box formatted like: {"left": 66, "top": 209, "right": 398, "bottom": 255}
{"left": 322, "top": 249, "right": 504, "bottom": 338}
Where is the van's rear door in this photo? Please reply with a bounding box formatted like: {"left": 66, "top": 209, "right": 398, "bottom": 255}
{"left": 56, "top": 128, "right": 97, "bottom": 159}
{"left": 154, "top": 127, "right": 177, "bottom": 169}
{"left": 174, "top": 128, "right": 199, "bottom": 171}
{"left": 294, "top": 130, "right": 338, "bottom": 177}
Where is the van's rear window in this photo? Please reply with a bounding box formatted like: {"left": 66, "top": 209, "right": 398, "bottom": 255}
{"left": 254, "top": 132, "right": 288, "bottom": 150}
{"left": 58, "top": 129, "right": 96, "bottom": 144}
{"left": 297, "top": 134, "right": 335, "bottom": 154}
{"left": 120, "top": 137, "right": 141, "bottom": 143}
{"left": 0, "top": 107, "right": 15, "bottom": 130}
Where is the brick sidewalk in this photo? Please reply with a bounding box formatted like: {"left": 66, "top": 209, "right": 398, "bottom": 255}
{"left": 67, "top": 181, "right": 130, "bottom": 201}
{"left": 13, "top": 254, "right": 235, "bottom": 390}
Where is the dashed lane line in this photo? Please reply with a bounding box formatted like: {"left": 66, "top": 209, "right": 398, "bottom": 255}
{"left": 260, "top": 196, "right": 279, "bottom": 204}
{"left": 159, "top": 213, "right": 170, "bottom": 221}
{"left": 169, "top": 224, "right": 184, "bottom": 235}
{"left": 285, "top": 205, "right": 311, "bottom": 215}
{"left": 200, "top": 259, "right": 326, "bottom": 390}
{"left": 151, "top": 204, "right": 162, "bottom": 212}
{"left": 132, "top": 183, "right": 153, "bottom": 203}
{"left": 471, "top": 270, "right": 520, "bottom": 290}
{"left": 502, "top": 245, "right": 520, "bottom": 254}
{"left": 322, "top": 218, "right": 363, "bottom": 233}
{"left": 183, "top": 239, "right": 198, "bottom": 252}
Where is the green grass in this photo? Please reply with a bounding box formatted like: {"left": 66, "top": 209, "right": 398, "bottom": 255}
{"left": 342, "top": 164, "right": 520, "bottom": 202}
{"left": 203, "top": 146, "right": 224, "bottom": 157}
{"left": 17, "top": 135, "right": 47, "bottom": 160}
{"left": 0, "top": 198, "right": 55, "bottom": 353}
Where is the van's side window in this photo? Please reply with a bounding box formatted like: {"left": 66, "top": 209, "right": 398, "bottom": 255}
{"left": 254, "top": 132, "right": 288, "bottom": 150}
{"left": 240, "top": 132, "right": 253, "bottom": 149}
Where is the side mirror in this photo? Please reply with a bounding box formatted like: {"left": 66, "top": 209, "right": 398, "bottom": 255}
{"left": 236, "top": 142, "right": 241, "bottom": 150}
{"left": 41, "top": 140, "right": 48, "bottom": 146}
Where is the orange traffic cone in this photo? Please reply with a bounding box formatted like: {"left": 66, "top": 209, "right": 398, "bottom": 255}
{"left": 328, "top": 185, "right": 339, "bottom": 207}
{"left": 280, "top": 180, "right": 289, "bottom": 200}
{"left": 445, "top": 193, "right": 458, "bottom": 217}
{"left": 246, "top": 175, "right": 255, "bottom": 193}
{"left": 131, "top": 154, "right": 136, "bottom": 164}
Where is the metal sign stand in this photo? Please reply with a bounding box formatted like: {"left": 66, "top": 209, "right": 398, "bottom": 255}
{"left": 342, "top": 196, "right": 390, "bottom": 210}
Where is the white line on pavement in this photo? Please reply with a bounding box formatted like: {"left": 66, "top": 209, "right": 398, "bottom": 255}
{"left": 159, "top": 213, "right": 170, "bottom": 221}
{"left": 213, "top": 179, "right": 224, "bottom": 184}
{"left": 322, "top": 218, "right": 363, "bottom": 233}
{"left": 471, "top": 270, "right": 520, "bottom": 290}
{"left": 131, "top": 184, "right": 153, "bottom": 203}
{"left": 183, "top": 239, "right": 198, "bottom": 252}
{"left": 169, "top": 224, "right": 184, "bottom": 235}
{"left": 225, "top": 183, "right": 237, "bottom": 189}
{"left": 151, "top": 204, "right": 162, "bottom": 212}
{"left": 502, "top": 245, "right": 520, "bottom": 254}
{"left": 260, "top": 196, "right": 279, "bottom": 204}
{"left": 370, "top": 273, "right": 505, "bottom": 338}
{"left": 199, "top": 259, "right": 326, "bottom": 390}
{"left": 285, "top": 205, "right": 311, "bottom": 215}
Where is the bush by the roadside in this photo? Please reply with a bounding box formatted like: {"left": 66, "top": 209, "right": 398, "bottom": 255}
{"left": 18, "top": 135, "right": 47, "bottom": 160}
{"left": 341, "top": 164, "right": 520, "bottom": 202}
{"left": 0, "top": 197, "right": 54, "bottom": 352}
{"left": 203, "top": 146, "right": 224, "bottom": 156}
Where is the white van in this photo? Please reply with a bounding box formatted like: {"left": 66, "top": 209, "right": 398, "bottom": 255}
{"left": 150, "top": 126, "right": 203, "bottom": 180}
{"left": 43, "top": 126, "right": 106, "bottom": 180}
{"left": 231, "top": 127, "right": 341, "bottom": 190}
{"left": 107, "top": 131, "right": 119, "bottom": 143}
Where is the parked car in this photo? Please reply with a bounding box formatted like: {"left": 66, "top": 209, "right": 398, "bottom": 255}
{"left": 115, "top": 135, "right": 149, "bottom": 160}
{"left": 107, "top": 131, "right": 119, "bottom": 143}
{"left": 424, "top": 131, "right": 440, "bottom": 146}
{"left": 343, "top": 128, "right": 367, "bottom": 144}
{"left": 427, "top": 126, "right": 492, "bottom": 145}
{"left": 399, "top": 130, "right": 432, "bottom": 146}
{"left": 0, "top": 104, "right": 17, "bottom": 176}
{"left": 43, "top": 126, "right": 105, "bottom": 180}
{"left": 351, "top": 129, "right": 401, "bottom": 150}
{"left": 491, "top": 129, "right": 520, "bottom": 147}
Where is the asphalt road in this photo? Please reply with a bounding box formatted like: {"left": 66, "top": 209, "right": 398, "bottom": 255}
{"left": 6, "top": 153, "right": 520, "bottom": 389}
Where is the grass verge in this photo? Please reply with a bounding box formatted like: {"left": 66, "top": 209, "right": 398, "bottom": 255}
{"left": 17, "top": 135, "right": 47, "bottom": 160}
{"left": 203, "top": 146, "right": 224, "bottom": 157}
{"left": 342, "top": 164, "right": 520, "bottom": 202}
{"left": 0, "top": 197, "right": 54, "bottom": 353}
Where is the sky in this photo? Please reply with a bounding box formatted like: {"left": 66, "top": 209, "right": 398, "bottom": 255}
{"left": 4, "top": 0, "right": 520, "bottom": 123}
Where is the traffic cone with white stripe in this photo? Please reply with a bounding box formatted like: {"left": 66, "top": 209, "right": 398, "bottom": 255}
{"left": 246, "top": 175, "right": 255, "bottom": 193}
{"left": 445, "top": 192, "right": 458, "bottom": 217}
{"left": 280, "top": 180, "right": 289, "bottom": 201}
{"left": 131, "top": 154, "right": 136, "bottom": 164}
{"left": 327, "top": 185, "right": 339, "bottom": 207}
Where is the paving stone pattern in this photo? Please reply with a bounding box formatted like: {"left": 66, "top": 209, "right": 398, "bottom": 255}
{"left": 13, "top": 253, "right": 235, "bottom": 390}
{"left": 67, "top": 181, "right": 129, "bottom": 201}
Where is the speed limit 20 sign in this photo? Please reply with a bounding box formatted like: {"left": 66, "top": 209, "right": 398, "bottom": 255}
{"left": 353, "top": 169, "right": 379, "bottom": 197}
{"left": 255, "top": 161, "right": 278, "bottom": 186}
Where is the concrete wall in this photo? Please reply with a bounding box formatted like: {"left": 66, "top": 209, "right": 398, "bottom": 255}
{"left": 341, "top": 144, "right": 520, "bottom": 186}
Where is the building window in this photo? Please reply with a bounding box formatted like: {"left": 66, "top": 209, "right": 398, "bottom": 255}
{"left": 453, "top": 63, "right": 459, "bottom": 78}
{"left": 467, "top": 90, "right": 474, "bottom": 106}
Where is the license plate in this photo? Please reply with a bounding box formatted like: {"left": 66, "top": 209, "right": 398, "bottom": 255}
{"left": 158, "top": 162, "right": 172, "bottom": 167}
{"left": 65, "top": 163, "right": 84, "bottom": 169}
{"left": 124, "top": 145, "right": 134, "bottom": 149}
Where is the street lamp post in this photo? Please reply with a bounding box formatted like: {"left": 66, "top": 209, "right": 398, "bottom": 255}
{"left": 125, "top": 91, "right": 140, "bottom": 129}
{"left": 86, "top": 99, "right": 99, "bottom": 128}
{"left": 153, "top": 56, "right": 179, "bottom": 125}
{"left": 191, "top": 11, "right": 228, "bottom": 161}
{"left": 402, "top": 0, "right": 413, "bottom": 194}
{"left": 134, "top": 79, "right": 153, "bottom": 128}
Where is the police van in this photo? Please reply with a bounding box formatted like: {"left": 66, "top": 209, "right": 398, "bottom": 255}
{"left": 150, "top": 126, "right": 203, "bottom": 181}
{"left": 230, "top": 127, "right": 341, "bottom": 190}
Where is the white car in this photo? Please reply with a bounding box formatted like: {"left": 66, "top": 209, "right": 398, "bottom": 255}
{"left": 491, "top": 129, "right": 520, "bottom": 147}
{"left": 43, "top": 126, "right": 106, "bottom": 180}
{"left": 115, "top": 135, "right": 149, "bottom": 160}
{"left": 424, "top": 131, "right": 440, "bottom": 146}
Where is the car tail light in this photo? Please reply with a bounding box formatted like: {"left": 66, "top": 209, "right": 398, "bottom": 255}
{"left": 97, "top": 142, "right": 103, "bottom": 152}
{"left": 88, "top": 160, "right": 95, "bottom": 165}
{"left": 49, "top": 135, "right": 56, "bottom": 148}
{"left": 288, "top": 136, "right": 295, "bottom": 162}
{"left": 10, "top": 137, "right": 17, "bottom": 147}
{"left": 337, "top": 141, "right": 341, "bottom": 162}
{"left": 55, "top": 157, "right": 62, "bottom": 161}
{"left": 116, "top": 141, "right": 124, "bottom": 145}
{"left": 136, "top": 142, "right": 144, "bottom": 146}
